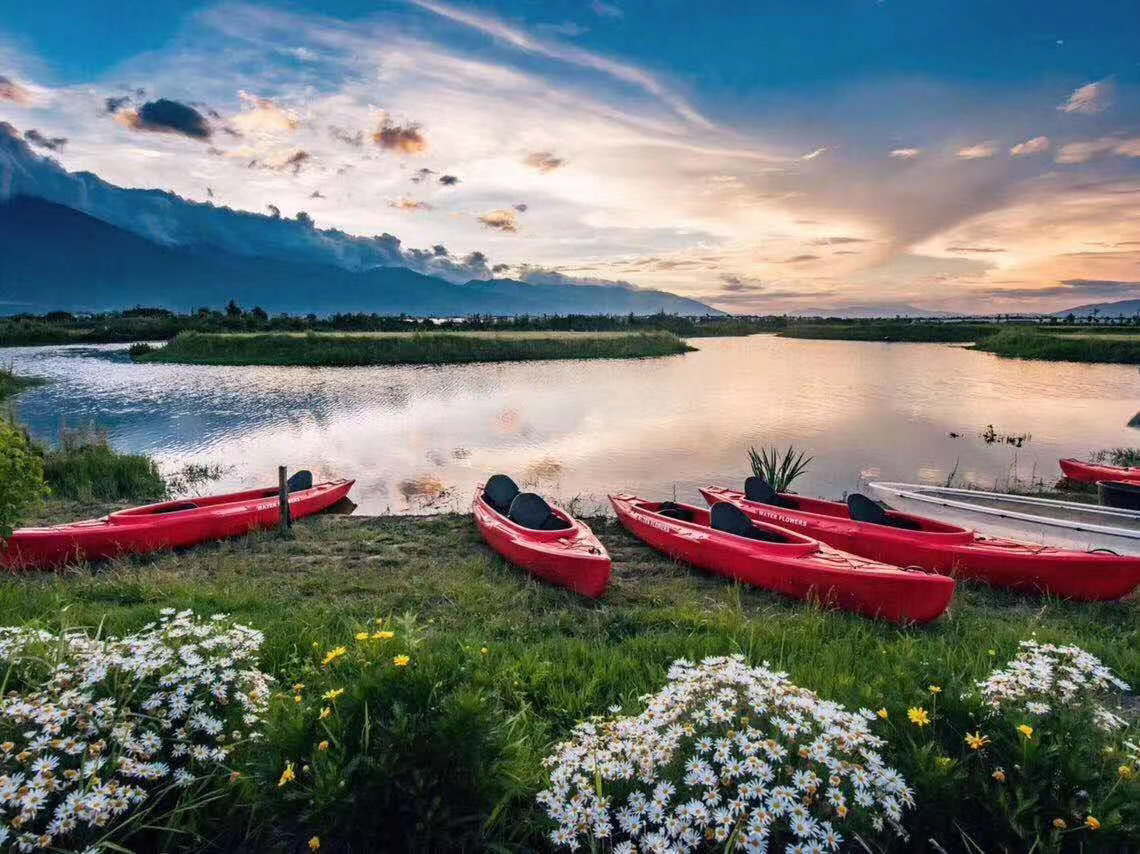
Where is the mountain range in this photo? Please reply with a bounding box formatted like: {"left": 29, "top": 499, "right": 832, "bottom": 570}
{"left": 1053, "top": 298, "right": 1140, "bottom": 318}
{"left": 0, "top": 123, "right": 718, "bottom": 316}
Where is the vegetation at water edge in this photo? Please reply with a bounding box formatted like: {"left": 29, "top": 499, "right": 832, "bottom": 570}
{"left": 134, "top": 329, "right": 696, "bottom": 366}
{"left": 975, "top": 329, "right": 1140, "bottom": 364}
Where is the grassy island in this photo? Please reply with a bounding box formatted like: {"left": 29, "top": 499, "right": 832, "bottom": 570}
{"left": 133, "top": 329, "right": 695, "bottom": 366}
{"left": 974, "top": 328, "right": 1140, "bottom": 364}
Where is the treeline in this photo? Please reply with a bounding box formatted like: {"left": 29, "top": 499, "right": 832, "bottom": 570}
{"left": 780, "top": 321, "right": 1001, "bottom": 342}
{"left": 0, "top": 304, "right": 786, "bottom": 347}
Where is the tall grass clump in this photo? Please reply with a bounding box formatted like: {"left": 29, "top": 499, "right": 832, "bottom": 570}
{"left": 41, "top": 427, "right": 166, "bottom": 502}
{"left": 0, "top": 419, "right": 46, "bottom": 538}
{"left": 977, "top": 329, "right": 1140, "bottom": 364}
{"left": 1091, "top": 447, "right": 1140, "bottom": 468}
{"left": 748, "top": 444, "right": 813, "bottom": 492}
{"left": 0, "top": 367, "right": 44, "bottom": 403}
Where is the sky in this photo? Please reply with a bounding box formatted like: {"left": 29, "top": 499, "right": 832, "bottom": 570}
{"left": 1, "top": 0, "right": 1139, "bottom": 314}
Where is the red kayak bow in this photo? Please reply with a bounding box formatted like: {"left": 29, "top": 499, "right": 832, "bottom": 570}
{"left": 2, "top": 479, "right": 354, "bottom": 570}
{"left": 701, "top": 485, "right": 1140, "bottom": 601}
{"left": 1060, "top": 458, "right": 1140, "bottom": 485}
{"left": 610, "top": 494, "right": 954, "bottom": 623}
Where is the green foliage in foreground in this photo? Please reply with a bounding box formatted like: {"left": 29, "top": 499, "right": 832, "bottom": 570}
{"left": 40, "top": 428, "right": 167, "bottom": 502}
{"left": 0, "top": 366, "right": 45, "bottom": 401}
{"left": 0, "top": 511, "right": 1136, "bottom": 851}
{"left": 0, "top": 420, "right": 46, "bottom": 538}
{"left": 1092, "top": 447, "right": 1140, "bottom": 467}
{"left": 976, "top": 329, "right": 1140, "bottom": 364}
{"left": 136, "top": 330, "right": 695, "bottom": 366}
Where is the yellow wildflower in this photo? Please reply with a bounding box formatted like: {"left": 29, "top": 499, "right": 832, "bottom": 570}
{"left": 321, "top": 646, "right": 348, "bottom": 667}
{"left": 318, "top": 740, "right": 330, "bottom": 751}
{"left": 291, "top": 683, "right": 305, "bottom": 692}
{"left": 393, "top": 655, "right": 410, "bottom": 667}
{"left": 319, "top": 707, "right": 332, "bottom": 720}
{"left": 965, "top": 732, "right": 990, "bottom": 750}
{"left": 480, "top": 647, "right": 489, "bottom": 655}
{"left": 308, "top": 836, "right": 321, "bottom": 851}
{"left": 836, "top": 804, "right": 848, "bottom": 819}
{"left": 987, "top": 649, "right": 996, "bottom": 656}
{"left": 876, "top": 708, "right": 888, "bottom": 719}
{"left": 928, "top": 685, "right": 942, "bottom": 694}
{"left": 373, "top": 630, "right": 395, "bottom": 640}
{"left": 1085, "top": 816, "right": 1100, "bottom": 831}
{"left": 355, "top": 631, "right": 370, "bottom": 641}
{"left": 992, "top": 768, "right": 1006, "bottom": 783}
{"left": 1119, "top": 765, "right": 1135, "bottom": 780}
{"left": 1017, "top": 724, "right": 1033, "bottom": 739}
{"left": 293, "top": 695, "right": 302, "bottom": 703}
{"left": 322, "top": 688, "right": 345, "bottom": 701}
{"left": 0, "top": 742, "right": 14, "bottom": 752}
{"left": 277, "top": 762, "right": 296, "bottom": 787}
{"left": 1053, "top": 818, "right": 1067, "bottom": 829}
{"left": 907, "top": 707, "right": 930, "bottom": 727}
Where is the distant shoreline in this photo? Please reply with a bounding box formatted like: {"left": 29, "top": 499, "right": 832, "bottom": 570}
{"left": 132, "top": 329, "right": 697, "bottom": 366}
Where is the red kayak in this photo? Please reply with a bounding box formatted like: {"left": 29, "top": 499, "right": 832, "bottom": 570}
{"left": 1060, "top": 458, "right": 1140, "bottom": 485}
{"left": 609, "top": 494, "right": 954, "bottom": 623}
{"left": 2, "top": 477, "right": 354, "bottom": 570}
{"left": 474, "top": 475, "right": 611, "bottom": 598}
{"left": 701, "top": 483, "right": 1140, "bottom": 601}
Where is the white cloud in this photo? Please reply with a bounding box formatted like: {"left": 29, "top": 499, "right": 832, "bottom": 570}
{"left": 800, "top": 147, "right": 827, "bottom": 161}
{"left": 1058, "top": 79, "right": 1114, "bottom": 115}
{"left": 889, "top": 147, "right": 920, "bottom": 159}
{"left": 956, "top": 143, "right": 997, "bottom": 159}
{"left": 1055, "top": 137, "right": 1140, "bottom": 164}
{"left": 1009, "top": 136, "right": 1049, "bottom": 156}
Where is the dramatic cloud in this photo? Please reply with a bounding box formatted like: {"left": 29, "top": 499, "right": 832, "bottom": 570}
{"left": 524, "top": 151, "right": 566, "bottom": 172}
{"left": 719, "top": 274, "right": 763, "bottom": 292}
{"left": 491, "top": 262, "right": 511, "bottom": 273}
{"left": 23, "top": 129, "right": 67, "bottom": 151}
{"left": 957, "top": 143, "right": 997, "bottom": 159}
{"left": 373, "top": 118, "right": 427, "bottom": 154}
{"left": 478, "top": 209, "right": 519, "bottom": 232}
{"left": 438, "top": 174, "right": 460, "bottom": 185}
{"left": 103, "top": 95, "right": 131, "bottom": 114}
{"left": 1010, "top": 136, "right": 1050, "bottom": 157}
{"left": 978, "top": 279, "right": 1140, "bottom": 299}
{"left": 0, "top": 75, "right": 31, "bottom": 105}
{"left": 117, "top": 99, "right": 212, "bottom": 140}
{"left": 388, "top": 197, "right": 433, "bottom": 211}
{"left": 889, "top": 148, "right": 920, "bottom": 159}
{"left": 1058, "top": 80, "right": 1114, "bottom": 115}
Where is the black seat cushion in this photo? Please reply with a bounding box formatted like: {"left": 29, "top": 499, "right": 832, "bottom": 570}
{"left": 508, "top": 492, "right": 571, "bottom": 530}
{"left": 847, "top": 494, "right": 921, "bottom": 530}
{"left": 658, "top": 501, "right": 694, "bottom": 521}
{"left": 287, "top": 470, "right": 314, "bottom": 492}
{"left": 744, "top": 476, "right": 798, "bottom": 509}
{"left": 485, "top": 474, "right": 520, "bottom": 514}
{"left": 710, "top": 502, "right": 788, "bottom": 542}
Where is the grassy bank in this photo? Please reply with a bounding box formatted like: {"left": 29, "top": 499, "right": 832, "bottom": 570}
{"left": 0, "top": 509, "right": 1136, "bottom": 851}
{"left": 0, "top": 366, "right": 45, "bottom": 401}
{"left": 779, "top": 321, "right": 999, "bottom": 342}
{"left": 135, "top": 329, "right": 695, "bottom": 366}
{"left": 975, "top": 328, "right": 1140, "bottom": 364}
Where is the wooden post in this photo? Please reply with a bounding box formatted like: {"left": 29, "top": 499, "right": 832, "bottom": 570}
{"left": 278, "top": 466, "right": 292, "bottom": 531}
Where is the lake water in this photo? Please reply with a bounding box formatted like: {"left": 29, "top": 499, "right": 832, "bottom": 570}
{"left": 7, "top": 336, "right": 1138, "bottom": 515}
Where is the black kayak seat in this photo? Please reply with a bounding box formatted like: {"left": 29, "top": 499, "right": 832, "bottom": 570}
{"left": 657, "top": 501, "right": 694, "bottom": 521}
{"left": 744, "top": 476, "right": 798, "bottom": 509}
{"left": 484, "top": 474, "right": 520, "bottom": 515}
{"left": 508, "top": 492, "right": 571, "bottom": 531}
{"left": 710, "top": 502, "right": 788, "bottom": 543}
{"left": 847, "top": 494, "right": 922, "bottom": 530}
{"left": 287, "top": 470, "right": 314, "bottom": 492}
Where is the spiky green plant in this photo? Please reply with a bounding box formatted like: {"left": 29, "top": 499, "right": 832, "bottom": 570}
{"left": 747, "top": 444, "right": 814, "bottom": 493}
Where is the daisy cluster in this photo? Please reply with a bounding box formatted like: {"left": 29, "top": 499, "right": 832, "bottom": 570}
{"left": 975, "top": 641, "right": 1131, "bottom": 732}
{"left": 0, "top": 610, "right": 272, "bottom": 852}
{"left": 537, "top": 655, "right": 912, "bottom": 853}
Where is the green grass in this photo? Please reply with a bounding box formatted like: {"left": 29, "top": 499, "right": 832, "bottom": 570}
{"left": 976, "top": 329, "right": 1140, "bottom": 364}
{"left": 39, "top": 428, "right": 167, "bottom": 502}
{"left": 0, "top": 366, "right": 45, "bottom": 401}
{"left": 2, "top": 507, "right": 1135, "bottom": 850}
{"left": 779, "top": 321, "right": 999, "bottom": 342}
{"left": 135, "top": 330, "right": 695, "bottom": 366}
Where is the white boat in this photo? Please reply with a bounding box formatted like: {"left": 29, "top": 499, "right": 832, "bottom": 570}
{"left": 867, "top": 482, "right": 1140, "bottom": 555}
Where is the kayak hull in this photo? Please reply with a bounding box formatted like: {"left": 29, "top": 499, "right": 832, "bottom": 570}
{"left": 473, "top": 492, "right": 611, "bottom": 598}
{"left": 610, "top": 494, "right": 954, "bottom": 624}
{"left": 2, "top": 480, "right": 354, "bottom": 570}
{"left": 702, "top": 486, "right": 1140, "bottom": 601}
{"left": 1060, "top": 458, "right": 1140, "bottom": 485}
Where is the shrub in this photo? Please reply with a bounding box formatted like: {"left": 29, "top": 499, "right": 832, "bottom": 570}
{"left": 537, "top": 654, "right": 912, "bottom": 851}
{"left": 127, "top": 342, "right": 155, "bottom": 359}
{"left": 0, "top": 610, "right": 272, "bottom": 852}
{"left": 747, "top": 445, "right": 813, "bottom": 493}
{"left": 0, "top": 419, "right": 46, "bottom": 539}
{"left": 41, "top": 427, "right": 166, "bottom": 502}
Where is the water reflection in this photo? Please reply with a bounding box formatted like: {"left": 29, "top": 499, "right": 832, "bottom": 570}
{"left": 8, "top": 337, "right": 1139, "bottom": 514}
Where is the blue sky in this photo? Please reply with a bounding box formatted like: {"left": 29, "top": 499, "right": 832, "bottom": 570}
{"left": 2, "top": 0, "right": 1139, "bottom": 312}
